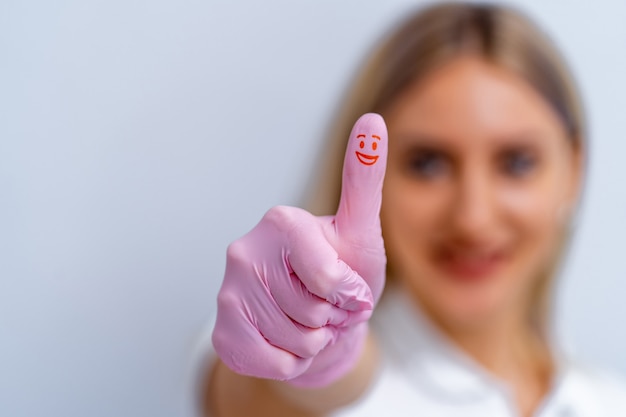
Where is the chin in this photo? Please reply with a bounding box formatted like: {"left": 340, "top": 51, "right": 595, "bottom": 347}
{"left": 406, "top": 271, "right": 519, "bottom": 330}
{"left": 437, "top": 293, "right": 510, "bottom": 329}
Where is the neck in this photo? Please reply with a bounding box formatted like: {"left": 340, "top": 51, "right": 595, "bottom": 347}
{"left": 446, "top": 312, "right": 542, "bottom": 373}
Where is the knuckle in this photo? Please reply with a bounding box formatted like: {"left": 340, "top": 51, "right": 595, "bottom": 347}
{"left": 212, "top": 329, "right": 235, "bottom": 361}
{"left": 216, "top": 288, "right": 241, "bottom": 311}
{"left": 225, "top": 239, "right": 248, "bottom": 264}
{"left": 301, "top": 329, "right": 331, "bottom": 357}
{"left": 296, "top": 342, "right": 319, "bottom": 359}
{"left": 264, "top": 205, "right": 311, "bottom": 233}
{"left": 264, "top": 205, "right": 296, "bottom": 227}
{"left": 274, "top": 358, "right": 301, "bottom": 380}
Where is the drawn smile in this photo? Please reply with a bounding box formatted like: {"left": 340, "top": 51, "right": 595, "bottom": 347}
{"left": 356, "top": 151, "right": 379, "bottom": 165}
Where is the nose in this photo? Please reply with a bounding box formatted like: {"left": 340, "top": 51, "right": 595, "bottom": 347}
{"left": 449, "top": 164, "right": 497, "bottom": 242}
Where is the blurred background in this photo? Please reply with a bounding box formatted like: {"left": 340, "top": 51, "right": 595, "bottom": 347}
{"left": 1, "top": 0, "right": 625, "bottom": 416}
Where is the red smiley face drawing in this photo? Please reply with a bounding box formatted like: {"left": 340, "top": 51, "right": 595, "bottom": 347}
{"left": 355, "top": 134, "right": 381, "bottom": 165}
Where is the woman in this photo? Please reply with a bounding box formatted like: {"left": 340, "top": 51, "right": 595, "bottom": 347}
{"left": 202, "top": 2, "right": 626, "bottom": 416}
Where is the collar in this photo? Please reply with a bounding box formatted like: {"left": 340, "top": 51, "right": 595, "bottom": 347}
{"left": 371, "top": 285, "right": 574, "bottom": 407}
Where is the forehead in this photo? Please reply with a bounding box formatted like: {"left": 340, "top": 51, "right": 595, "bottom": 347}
{"left": 384, "top": 56, "right": 567, "bottom": 146}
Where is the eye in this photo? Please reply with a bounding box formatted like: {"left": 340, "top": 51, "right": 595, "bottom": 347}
{"left": 500, "top": 149, "right": 537, "bottom": 177}
{"left": 359, "top": 141, "right": 365, "bottom": 149}
{"left": 407, "top": 150, "right": 449, "bottom": 179}
{"left": 372, "top": 142, "right": 377, "bottom": 151}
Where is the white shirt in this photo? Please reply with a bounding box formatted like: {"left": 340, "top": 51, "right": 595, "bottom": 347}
{"left": 332, "top": 287, "right": 626, "bottom": 417}
{"left": 190, "top": 288, "right": 626, "bottom": 417}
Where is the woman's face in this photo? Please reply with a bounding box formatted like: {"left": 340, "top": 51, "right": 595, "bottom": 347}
{"left": 381, "top": 56, "right": 582, "bottom": 328}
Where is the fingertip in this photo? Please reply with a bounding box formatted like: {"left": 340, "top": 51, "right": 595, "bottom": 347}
{"left": 357, "top": 112, "right": 386, "bottom": 130}
{"left": 328, "top": 282, "right": 374, "bottom": 312}
{"left": 340, "top": 296, "right": 374, "bottom": 312}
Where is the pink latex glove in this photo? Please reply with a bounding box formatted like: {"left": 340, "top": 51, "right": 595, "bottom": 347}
{"left": 212, "top": 113, "right": 388, "bottom": 388}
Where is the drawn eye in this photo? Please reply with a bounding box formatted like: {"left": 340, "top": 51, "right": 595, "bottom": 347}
{"left": 359, "top": 141, "right": 365, "bottom": 149}
{"left": 372, "top": 142, "right": 377, "bottom": 150}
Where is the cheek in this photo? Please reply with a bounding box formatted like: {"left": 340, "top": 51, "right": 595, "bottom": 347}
{"left": 382, "top": 175, "right": 447, "bottom": 274}
{"left": 500, "top": 147, "right": 575, "bottom": 238}
{"left": 497, "top": 178, "right": 567, "bottom": 289}
{"left": 500, "top": 179, "right": 563, "bottom": 247}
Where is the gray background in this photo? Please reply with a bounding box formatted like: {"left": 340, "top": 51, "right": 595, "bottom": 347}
{"left": 1, "top": 1, "right": 625, "bottom": 416}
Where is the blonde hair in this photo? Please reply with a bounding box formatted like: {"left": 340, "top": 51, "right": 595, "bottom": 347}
{"left": 303, "top": 2, "right": 586, "bottom": 334}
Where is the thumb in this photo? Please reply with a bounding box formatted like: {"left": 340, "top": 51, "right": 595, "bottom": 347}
{"left": 335, "top": 113, "right": 388, "bottom": 240}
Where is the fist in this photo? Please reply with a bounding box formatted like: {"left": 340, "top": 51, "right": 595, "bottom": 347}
{"left": 212, "top": 113, "right": 388, "bottom": 387}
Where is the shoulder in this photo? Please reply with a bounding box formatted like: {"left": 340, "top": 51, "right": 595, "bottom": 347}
{"left": 574, "top": 363, "right": 626, "bottom": 396}
{"left": 564, "top": 360, "right": 626, "bottom": 410}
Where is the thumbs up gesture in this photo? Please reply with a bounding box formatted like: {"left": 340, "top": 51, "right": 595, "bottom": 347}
{"left": 212, "top": 113, "right": 388, "bottom": 388}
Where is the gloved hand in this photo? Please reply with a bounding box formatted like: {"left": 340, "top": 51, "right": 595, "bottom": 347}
{"left": 212, "top": 113, "right": 388, "bottom": 388}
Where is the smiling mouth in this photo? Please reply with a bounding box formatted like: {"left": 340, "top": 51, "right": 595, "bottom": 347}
{"left": 356, "top": 151, "right": 379, "bottom": 166}
{"left": 436, "top": 248, "right": 508, "bottom": 282}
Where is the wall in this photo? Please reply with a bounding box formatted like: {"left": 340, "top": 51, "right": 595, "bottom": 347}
{"left": 1, "top": 1, "right": 625, "bottom": 416}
